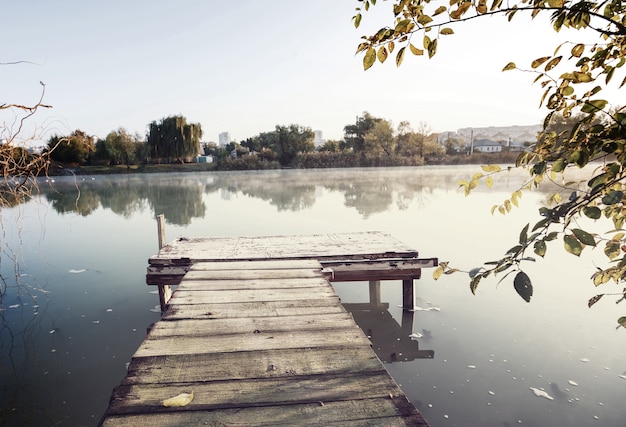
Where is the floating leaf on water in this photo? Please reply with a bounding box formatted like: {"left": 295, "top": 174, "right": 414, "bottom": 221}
{"left": 8, "top": 304, "right": 20, "bottom": 309}
{"left": 162, "top": 391, "right": 194, "bottom": 407}
{"left": 409, "top": 333, "right": 423, "bottom": 339}
{"left": 619, "top": 374, "right": 626, "bottom": 380}
{"left": 568, "top": 380, "right": 578, "bottom": 386}
{"left": 467, "top": 365, "right": 476, "bottom": 369}
{"left": 69, "top": 269, "right": 87, "bottom": 274}
{"left": 529, "top": 387, "right": 554, "bottom": 400}
{"left": 580, "top": 358, "right": 590, "bottom": 363}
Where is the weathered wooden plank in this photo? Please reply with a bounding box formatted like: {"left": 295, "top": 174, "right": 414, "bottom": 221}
{"left": 101, "top": 397, "right": 428, "bottom": 427}
{"left": 176, "top": 277, "right": 330, "bottom": 291}
{"left": 148, "top": 313, "right": 356, "bottom": 337}
{"left": 180, "top": 268, "right": 323, "bottom": 281}
{"left": 134, "top": 328, "right": 370, "bottom": 358}
{"left": 149, "top": 232, "right": 418, "bottom": 265}
{"left": 123, "top": 347, "right": 384, "bottom": 385}
{"left": 189, "top": 259, "right": 323, "bottom": 271}
{"left": 162, "top": 299, "right": 345, "bottom": 320}
{"left": 108, "top": 372, "right": 406, "bottom": 414}
{"left": 169, "top": 287, "right": 337, "bottom": 305}
{"left": 324, "top": 258, "right": 438, "bottom": 282}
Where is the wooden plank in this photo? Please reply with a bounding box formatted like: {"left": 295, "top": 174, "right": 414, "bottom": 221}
{"left": 176, "top": 277, "right": 330, "bottom": 291}
{"left": 123, "top": 347, "right": 385, "bottom": 385}
{"left": 182, "top": 268, "right": 323, "bottom": 280}
{"left": 149, "top": 232, "right": 418, "bottom": 265}
{"left": 189, "top": 259, "right": 323, "bottom": 271}
{"left": 168, "top": 287, "right": 337, "bottom": 305}
{"left": 324, "top": 258, "right": 437, "bottom": 282}
{"left": 107, "top": 372, "right": 406, "bottom": 415}
{"left": 134, "top": 328, "right": 371, "bottom": 358}
{"left": 101, "top": 397, "right": 428, "bottom": 427}
{"left": 148, "top": 313, "right": 357, "bottom": 337}
{"left": 162, "top": 299, "right": 346, "bottom": 320}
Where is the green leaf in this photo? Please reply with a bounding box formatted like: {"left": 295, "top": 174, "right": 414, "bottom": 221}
{"left": 602, "top": 190, "right": 623, "bottom": 205}
{"left": 617, "top": 317, "right": 626, "bottom": 329}
{"left": 353, "top": 13, "right": 362, "bottom": 28}
{"left": 534, "top": 240, "right": 547, "bottom": 257}
{"left": 564, "top": 234, "right": 583, "bottom": 256}
{"left": 470, "top": 275, "right": 481, "bottom": 295}
{"left": 469, "top": 267, "right": 483, "bottom": 278}
{"left": 604, "top": 240, "right": 621, "bottom": 260}
{"left": 581, "top": 99, "right": 608, "bottom": 113}
{"left": 572, "top": 228, "right": 596, "bottom": 246}
{"left": 583, "top": 206, "right": 602, "bottom": 219}
{"left": 513, "top": 271, "right": 533, "bottom": 302}
{"left": 519, "top": 223, "right": 529, "bottom": 245}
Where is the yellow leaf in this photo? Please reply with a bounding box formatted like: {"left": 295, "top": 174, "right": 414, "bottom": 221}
{"left": 364, "top": 47, "right": 376, "bottom": 70}
{"left": 396, "top": 46, "right": 406, "bottom": 67}
{"left": 502, "top": 62, "right": 516, "bottom": 71}
{"left": 433, "top": 265, "right": 444, "bottom": 280}
{"left": 377, "top": 46, "right": 388, "bottom": 63}
{"left": 531, "top": 56, "right": 550, "bottom": 69}
{"left": 409, "top": 43, "right": 424, "bottom": 56}
{"left": 162, "top": 391, "right": 194, "bottom": 407}
{"left": 486, "top": 176, "right": 494, "bottom": 188}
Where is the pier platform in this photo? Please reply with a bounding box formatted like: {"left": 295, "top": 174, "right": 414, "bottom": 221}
{"left": 99, "top": 232, "right": 435, "bottom": 426}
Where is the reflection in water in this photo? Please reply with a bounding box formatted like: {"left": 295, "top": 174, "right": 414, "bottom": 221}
{"left": 36, "top": 168, "right": 471, "bottom": 222}
{"left": 343, "top": 281, "right": 434, "bottom": 363}
{"left": 1, "top": 166, "right": 621, "bottom": 426}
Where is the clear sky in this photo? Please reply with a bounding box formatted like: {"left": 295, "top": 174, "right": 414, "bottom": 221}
{"left": 1, "top": 0, "right": 613, "bottom": 145}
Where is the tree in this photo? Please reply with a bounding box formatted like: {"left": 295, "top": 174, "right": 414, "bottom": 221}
{"left": 354, "top": 0, "right": 626, "bottom": 326}
{"left": 344, "top": 111, "right": 381, "bottom": 153}
{"left": 147, "top": 115, "right": 202, "bottom": 163}
{"left": 47, "top": 129, "right": 94, "bottom": 164}
{"left": 0, "top": 80, "right": 51, "bottom": 203}
{"left": 95, "top": 128, "right": 145, "bottom": 166}
{"left": 272, "top": 124, "right": 315, "bottom": 166}
{"left": 364, "top": 119, "right": 396, "bottom": 155}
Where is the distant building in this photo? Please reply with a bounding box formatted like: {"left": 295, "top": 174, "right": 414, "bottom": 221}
{"left": 472, "top": 139, "right": 503, "bottom": 153}
{"left": 313, "top": 130, "right": 325, "bottom": 147}
{"left": 218, "top": 132, "right": 231, "bottom": 146}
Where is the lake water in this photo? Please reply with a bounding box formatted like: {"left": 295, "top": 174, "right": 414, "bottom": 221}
{"left": 0, "top": 166, "right": 624, "bottom": 426}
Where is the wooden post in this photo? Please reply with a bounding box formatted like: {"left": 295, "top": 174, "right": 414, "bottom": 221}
{"left": 402, "top": 279, "right": 415, "bottom": 311}
{"left": 156, "top": 214, "right": 171, "bottom": 312}
{"left": 368, "top": 280, "right": 381, "bottom": 306}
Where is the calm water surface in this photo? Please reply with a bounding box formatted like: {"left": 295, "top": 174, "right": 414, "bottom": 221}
{"left": 0, "top": 166, "right": 623, "bottom": 426}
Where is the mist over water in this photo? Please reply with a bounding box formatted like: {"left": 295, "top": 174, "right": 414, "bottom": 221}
{"left": 0, "top": 166, "right": 623, "bottom": 426}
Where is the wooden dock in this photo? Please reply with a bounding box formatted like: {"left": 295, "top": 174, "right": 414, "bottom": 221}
{"left": 100, "top": 232, "right": 434, "bottom": 426}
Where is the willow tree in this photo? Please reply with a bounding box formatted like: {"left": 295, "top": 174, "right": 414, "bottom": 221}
{"left": 354, "top": 0, "right": 626, "bottom": 326}
{"left": 147, "top": 115, "right": 202, "bottom": 163}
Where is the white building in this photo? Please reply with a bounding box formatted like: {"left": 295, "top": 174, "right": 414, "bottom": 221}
{"left": 218, "top": 132, "right": 231, "bottom": 146}
{"left": 313, "top": 130, "right": 325, "bottom": 147}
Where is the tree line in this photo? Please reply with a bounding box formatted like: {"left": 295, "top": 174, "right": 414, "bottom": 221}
{"left": 39, "top": 111, "right": 489, "bottom": 172}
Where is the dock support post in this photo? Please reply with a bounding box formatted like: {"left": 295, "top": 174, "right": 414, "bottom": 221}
{"left": 156, "top": 214, "right": 171, "bottom": 312}
{"left": 369, "top": 280, "right": 381, "bottom": 306}
{"left": 402, "top": 279, "right": 415, "bottom": 311}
